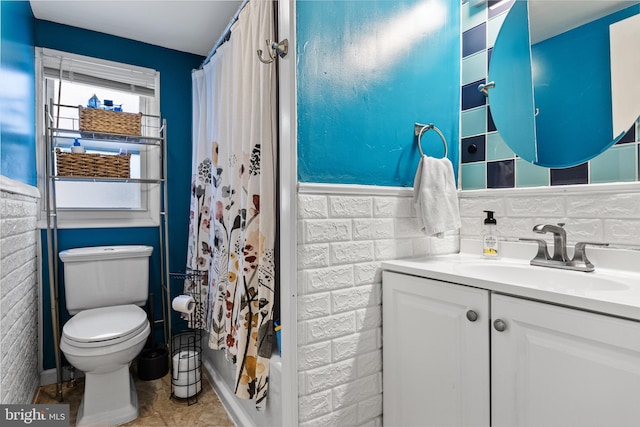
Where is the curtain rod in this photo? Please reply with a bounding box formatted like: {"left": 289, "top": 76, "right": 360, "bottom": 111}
{"left": 199, "top": 0, "right": 250, "bottom": 69}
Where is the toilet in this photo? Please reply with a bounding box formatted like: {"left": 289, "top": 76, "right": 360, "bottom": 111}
{"left": 59, "top": 245, "right": 153, "bottom": 426}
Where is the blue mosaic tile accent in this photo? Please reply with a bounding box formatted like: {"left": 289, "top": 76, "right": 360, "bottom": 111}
{"left": 617, "top": 123, "right": 637, "bottom": 144}
{"left": 487, "top": 159, "right": 515, "bottom": 188}
{"left": 462, "top": 79, "right": 487, "bottom": 110}
{"left": 462, "top": 23, "right": 486, "bottom": 57}
{"left": 550, "top": 163, "right": 589, "bottom": 186}
{"left": 462, "top": 135, "right": 486, "bottom": 163}
{"left": 487, "top": 106, "right": 496, "bottom": 132}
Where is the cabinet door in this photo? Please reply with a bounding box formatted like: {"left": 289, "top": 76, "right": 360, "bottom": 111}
{"left": 382, "top": 271, "right": 490, "bottom": 427}
{"left": 492, "top": 293, "right": 640, "bottom": 427}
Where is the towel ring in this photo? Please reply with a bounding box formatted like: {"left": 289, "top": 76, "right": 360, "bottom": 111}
{"left": 415, "top": 123, "right": 448, "bottom": 158}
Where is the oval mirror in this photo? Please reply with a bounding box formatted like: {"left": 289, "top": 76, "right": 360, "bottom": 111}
{"left": 488, "top": 0, "right": 640, "bottom": 168}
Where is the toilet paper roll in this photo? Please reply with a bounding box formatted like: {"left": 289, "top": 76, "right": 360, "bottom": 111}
{"left": 172, "top": 350, "right": 201, "bottom": 386}
{"left": 173, "top": 381, "right": 202, "bottom": 399}
{"left": 172, "top": 295, "right": 195, "bottom": 314}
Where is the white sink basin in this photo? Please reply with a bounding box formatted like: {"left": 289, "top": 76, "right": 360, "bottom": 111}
{"left": 453, "top": 261, "right": 629, "bottom": 293}
{"left": 383, "top": 239, "right": 640, "bottom": 320}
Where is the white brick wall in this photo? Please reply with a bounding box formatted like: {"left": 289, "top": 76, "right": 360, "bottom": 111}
{"left": 297, "top": 184, "right": 459, "bottom": 426}
{"left": 459, "top": 185, "right": 640, "bottom": 248}
{"left": 296, "top": 183, "right": 640, "bottom": 425}
{"left": 0, "top": 176, "right": 40, "bottom": 404}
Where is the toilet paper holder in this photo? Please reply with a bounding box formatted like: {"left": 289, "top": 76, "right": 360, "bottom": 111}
{"left": 169, "top": 270, "right": 206, "bottom": 404}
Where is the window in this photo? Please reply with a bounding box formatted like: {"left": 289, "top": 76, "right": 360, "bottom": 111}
{"left": 36, "top": 48, "right": 161, "bottom": 228}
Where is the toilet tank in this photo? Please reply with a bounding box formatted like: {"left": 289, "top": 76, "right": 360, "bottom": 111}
{"left": 59, "top": 245, "right": 153, "bottom": 314}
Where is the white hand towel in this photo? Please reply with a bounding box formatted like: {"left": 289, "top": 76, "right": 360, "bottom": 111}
{"left": 413, "top": 155, "right": 461, "bottom": 238}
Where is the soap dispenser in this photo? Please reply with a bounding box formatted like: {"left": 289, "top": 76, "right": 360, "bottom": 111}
{"left": 87, "top": 94, "right": 100, "bottom": 109}
{"left": 71, "top": 138, "right": 85, "bottom": 153}
{"left": 482, "top": 210, "right": 500, "bottom": 258}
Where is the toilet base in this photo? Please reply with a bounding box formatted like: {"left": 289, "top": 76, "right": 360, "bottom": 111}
{"left": 76, "top": 367, "right": 138, "bottom": 426}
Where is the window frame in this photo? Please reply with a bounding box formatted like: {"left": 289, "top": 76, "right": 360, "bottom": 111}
{"left": 35, "top": 48, "right": 162, "bottom": 229}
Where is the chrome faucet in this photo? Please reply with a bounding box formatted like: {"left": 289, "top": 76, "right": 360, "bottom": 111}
{"left": 520, "top": 223, "right": 609, "bottom": 272}
{"left": 532, "top": 223, "right": 569, "bottom": 262}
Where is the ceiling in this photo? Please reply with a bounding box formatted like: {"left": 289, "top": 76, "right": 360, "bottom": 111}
{"left": 29, "top": 0, "right": 243, "bottom": 57}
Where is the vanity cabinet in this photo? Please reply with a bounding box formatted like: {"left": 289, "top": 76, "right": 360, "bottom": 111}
{"left": 383, "top": 271, "right": 640, "bottom": 427}
{"left": 382, "top": 271, "right": 490, "bottom": 426}
{"left": 491, "top": 293, "right": 640, "bottom": 427}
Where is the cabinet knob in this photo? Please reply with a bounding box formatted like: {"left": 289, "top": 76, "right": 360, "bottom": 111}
{"left": 466, "top": 310, "right": 479, "bottom": 322}
{"left": 493, "top": 319, "right": 507, "bottom": 332}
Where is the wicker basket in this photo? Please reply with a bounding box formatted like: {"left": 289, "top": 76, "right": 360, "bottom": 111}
{"left": 56, "top": 148, "right": 131, "bottom": 178}
{"left": 79, "top": 106, "right": 142, "bottom": 136}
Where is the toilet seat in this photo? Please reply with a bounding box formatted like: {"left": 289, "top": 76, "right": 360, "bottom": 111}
{"left": 63, "top": 304, "right": 148, "bottom": 348}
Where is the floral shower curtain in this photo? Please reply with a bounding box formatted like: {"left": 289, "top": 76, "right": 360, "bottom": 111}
{"left": 186, "top": 0, "right": 276, "bottom": 408}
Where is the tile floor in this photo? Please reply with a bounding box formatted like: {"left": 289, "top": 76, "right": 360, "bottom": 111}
{"left": 34, "top": 367, "right": 234, "bottom": 426}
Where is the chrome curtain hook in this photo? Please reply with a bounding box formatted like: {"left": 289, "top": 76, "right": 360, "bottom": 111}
{"left": 257, "top": 39, "right": 289, "bottom": 64}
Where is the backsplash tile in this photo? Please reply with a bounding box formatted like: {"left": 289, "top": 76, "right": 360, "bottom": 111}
{"left": 462, "top": 51, "right": 487, "bottom": 85}
{"left": 487, "top": 159, "right": 515, "bottom": 188}
{"left": 460, "top": 187, "right": 640, "bottom": 249}
{"left": 461, "top": 163, "right": 487, "bottom": 190}
{"left": 487, "top": 105, "right": 496, "bottom": 132}
{"left": 550, "top": 163, "right": 589, "bottom": 186}
{"left": 590, "top": 145, "right": 636, "bottom": 183}
{"left": 486, "top": 132, "right": 514, "bottom": 161}
{"left": 461, "top": 1, "right": 486, "bottom": 32}
{"left": 618, "top": 123, "right": 636, "bottom": 144}
{"left": 487, "top": 12, "right": 507, "bottom": 47}
{"left": 462, "top": 135, "right": 486, "bottom": 163}
{"left": 462, "top": 79, "right": 487, "bottom": 110}
{"left": 515, "top": 159, "right": 549, "bottom": 187}
{"left": 462, "top": 23, "right": 486, "bottom": 57}
{"left": 461, "top": 107, "right": 487, "bottom": 137}
{"left": 458, "top": 1, "right": 640, "bottom": 190}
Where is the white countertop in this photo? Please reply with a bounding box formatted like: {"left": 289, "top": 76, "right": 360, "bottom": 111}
{"left": 382, "top": 240, "right": 640, "bottom": 321}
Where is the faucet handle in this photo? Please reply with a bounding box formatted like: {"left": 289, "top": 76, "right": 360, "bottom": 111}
{"left": 519, "top": 238, "right": 550, "bottom": 261}
{"left": 570, "top": 241, "right": 609, "bottom": 272}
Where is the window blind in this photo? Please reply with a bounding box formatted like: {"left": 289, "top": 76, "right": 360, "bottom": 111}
{"left": 40, "top": 48, "right": 157, "bottom": 97}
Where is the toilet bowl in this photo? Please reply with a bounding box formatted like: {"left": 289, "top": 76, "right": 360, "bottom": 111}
{"left": 59, "top": 245, "right": 153, "bottom": 426}
{"left": 60, "top": 304, "right": 150, "bottom": 426}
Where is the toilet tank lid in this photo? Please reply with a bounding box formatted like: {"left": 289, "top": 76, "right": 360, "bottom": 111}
{"left": 59, "top": 245, "right": 153, "bottom": 262}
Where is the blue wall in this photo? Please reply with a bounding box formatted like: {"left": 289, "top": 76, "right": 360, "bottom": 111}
{"left": 297, "top": 0, "right": 460, "bottom": 186}
{"left": 35, "top": 20, "right": 203, "bottom": 369}
{"left": 0, "top": 1, "right": 36, "bottom": 185}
